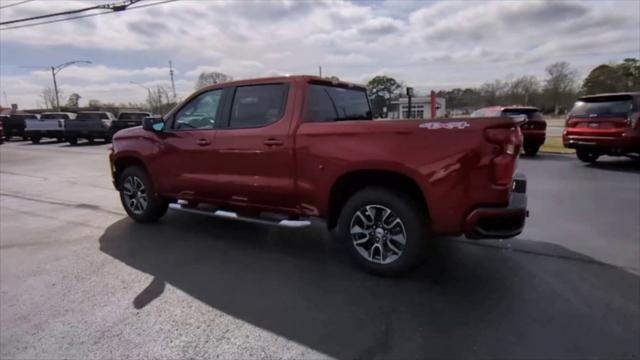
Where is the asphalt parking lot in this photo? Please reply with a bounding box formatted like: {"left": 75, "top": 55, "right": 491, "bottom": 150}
{"left": 1, "top": 140, "right": 639, "bottom": 359}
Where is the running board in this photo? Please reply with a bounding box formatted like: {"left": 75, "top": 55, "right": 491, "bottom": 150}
{"left": 168, "top": 203, "right": 311, "bottom": 228}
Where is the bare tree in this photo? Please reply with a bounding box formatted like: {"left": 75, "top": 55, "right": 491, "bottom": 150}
{"left": 480, "top": 80, "right": 508, "bottom": 106}
{"left": 195, "top": 71, "right": 232, "bottom": 90}
{"left": 40, "top": 87, "right": 59, "bottom": 109}
{"left": 147, "top": 86, "right": 172, "bottom": 115}
{"left": 544, "top": 62, "right": 578, "bottom": 115}
{"left": 507, "top": 76, "right": 540, "bottom": 105}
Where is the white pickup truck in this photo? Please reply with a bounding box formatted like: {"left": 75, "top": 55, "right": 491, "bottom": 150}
{"left": 25, "top": 112, "right": 76, "bottom": 144}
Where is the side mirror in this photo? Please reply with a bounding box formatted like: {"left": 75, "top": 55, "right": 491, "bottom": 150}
{"left": 142, "top": 117, "right": 165, "bottom": 132}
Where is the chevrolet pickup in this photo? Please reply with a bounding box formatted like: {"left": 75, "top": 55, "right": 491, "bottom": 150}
{"left": 109, "top": 111, "right": 152, "bottom": 137}
{"left": 3, "top": 113, "right": 38, "bottom": 141}
{"left": 65, "top": 111, "right": 116, "bottom": 145}
{"left": 110, "top": 76, "right": 528, "bottom": 275}
{"left": 25, "top": 112, "right": 76, "bottom": 143}
{"left": 563, "top": 92, "right": 640, "bottom": 163}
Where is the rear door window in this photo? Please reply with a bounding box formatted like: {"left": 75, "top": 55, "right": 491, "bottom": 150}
{"left": 305, "top": 84, "right": 372, "bottom": 122}
{"left": 228, "top": 84, "right": 288, "bottom": 129}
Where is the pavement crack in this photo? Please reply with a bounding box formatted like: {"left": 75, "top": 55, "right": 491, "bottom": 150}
{"left": 0, "top": 192, "right": 125, "bottom": 216}
{"left": 452, "top": 239, "right": 640, "bottom": 273}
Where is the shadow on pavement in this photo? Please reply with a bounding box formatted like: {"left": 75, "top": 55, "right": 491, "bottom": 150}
{"left": 99, "top": 213, "right": 639, "bottom": 359}
{"left": 522, "top": 153, "right": 574, "bottom": 161}
{"left": 585, "top": 158, "right": 640, "bottom": 174}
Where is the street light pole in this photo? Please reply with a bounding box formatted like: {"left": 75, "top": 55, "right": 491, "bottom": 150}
{"left": 50, "top": 60, "right": 91, "bottom": 111}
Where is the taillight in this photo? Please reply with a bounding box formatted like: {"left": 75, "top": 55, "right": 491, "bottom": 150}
{"left": 484, "top": 127, "right": 522, "bottom": 186}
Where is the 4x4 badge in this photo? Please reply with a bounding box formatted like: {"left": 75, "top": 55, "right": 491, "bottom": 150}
{"left": 419, "top": 121, "right": 470, "bottom": 130}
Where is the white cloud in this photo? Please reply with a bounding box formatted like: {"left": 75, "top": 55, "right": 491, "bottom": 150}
{"left": 0, "top": 0, "right": 638, "bottom": 108}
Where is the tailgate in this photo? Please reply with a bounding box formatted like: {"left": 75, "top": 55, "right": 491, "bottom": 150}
{"left": 25, "top": 119, "right": 61, "bottom": 131}
{"left": 65, "top": 120, "right": 105, "bottom": 132}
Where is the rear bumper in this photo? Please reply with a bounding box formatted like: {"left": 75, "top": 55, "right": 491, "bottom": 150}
{"left": 25, "top": 129, "right": 64, "bottom": 138}
{"left": 65, "top": 129, "right": 109, "bottom": 139}
{"left": 563, "top": 129, "right": 640, "bottom": 152}
{"left": 464, "top": 173, "right": 528, "bottom": 239}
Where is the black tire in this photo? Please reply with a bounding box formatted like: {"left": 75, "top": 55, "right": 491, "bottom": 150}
{"left": 337, "top": 187, "right": 429, "bottom": 276}
{"left": 67, "top": 137, "right": 78, "bottom": 145}
{"left": 87, "top": 137, "right": 95, "bottom": 144}
{"left": 524, "top": 144, "right": 540, "bottom": 156}
{"left": 576, "top": 148, "right": 600, "bottom": 163}
{"left": 31, "top": 137, "right": 41, "bottom": 144}
{"left": 118, "top": 166, "right": 168, "bottom": 223}
{"left": 22, "top": 135, "right": 28, "bottom": 141}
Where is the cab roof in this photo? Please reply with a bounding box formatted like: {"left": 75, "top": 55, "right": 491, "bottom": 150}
{"left": 579, "top": 92, "right": 640, "bottom": 100}
{"left": 199, "top": 75, "right": 367, "bottom": 92}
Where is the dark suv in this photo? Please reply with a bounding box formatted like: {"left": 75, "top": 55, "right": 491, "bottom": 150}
{"left": 563, "top": 92, "right": 640, "bottom": 163}
{"left": 471, "top": 106, "right": 546, "bottom": 156}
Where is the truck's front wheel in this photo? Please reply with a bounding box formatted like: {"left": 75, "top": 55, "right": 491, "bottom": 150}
{"left": 338, "top": 187, "right": 428, "bottom": 276}
{"left": 119, "top": 166, "right": 168, "bottom": 223}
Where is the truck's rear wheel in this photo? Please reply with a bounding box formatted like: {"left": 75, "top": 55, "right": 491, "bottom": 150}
{"left": 576, "top": 148, "right": 600, "bottom": 163}
{"left": 119, "top": 166, "right": 168, "bottom": 223}
{"left": 67, "top": 137, "right": 77, "bottom": 145}
{"left": 31, "top": 136, "right": 41, "bottom": 144}
{"left": 337, "top": 187, "right": 428, "bottom": 276}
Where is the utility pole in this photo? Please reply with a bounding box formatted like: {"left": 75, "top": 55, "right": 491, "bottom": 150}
{"left": 169, "top": 60, "right": 177, "bottom": 102}
{"left": 2, "top": 91, "right": 8, "bottom": 108}
{"left": 406, "top": 87, "right": 414, "bottom": 119}
{"left": 50, "top": 60, "right": 91, "bottom": 111}
{"left": 319, "top": 65, "right": 322, "bottom": 77}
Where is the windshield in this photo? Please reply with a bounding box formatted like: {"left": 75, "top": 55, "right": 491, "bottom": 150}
{"left": 119, "top": 113, "right": 148, "bottom": 120}
{"left": 570, "top": 96, "right": 634, "bottom": 117}
{"left": 41, "top": 113, "right": 69, "bottom": 120}
{"left": 502, "top": 109, "right": 543, "bottom": 120}
{"left": 77, "top": 113, "right": 108, "bottom": 120}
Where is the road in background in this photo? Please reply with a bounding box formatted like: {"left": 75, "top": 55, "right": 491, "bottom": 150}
{"left": 1, "top": 140, "right": 638, "bottom": 359}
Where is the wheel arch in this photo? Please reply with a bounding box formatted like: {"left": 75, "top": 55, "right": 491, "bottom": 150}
{"left": 113, "top": 155, "right": 153, "bottom": 191}
{"left": 326, "top": 169, "right": 430, "bottom": 230}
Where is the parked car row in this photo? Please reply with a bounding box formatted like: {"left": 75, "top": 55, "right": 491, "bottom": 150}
{"left": 471, "top": 91, "right": 639, "bottom": 163}
{"left": 0, "top": 111, "right": 151, "bottom": 145}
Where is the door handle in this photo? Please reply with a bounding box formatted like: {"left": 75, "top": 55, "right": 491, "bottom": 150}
{"left": 196, "top": 138, "right": 211, "bottom": 146}
{"left": 263, "top": 138, "right": 284, "bottom": 146}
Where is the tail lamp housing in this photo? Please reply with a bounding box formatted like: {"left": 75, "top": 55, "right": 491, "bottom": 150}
{"left": 484, "top": 126, "right": 522, "bottom": 186}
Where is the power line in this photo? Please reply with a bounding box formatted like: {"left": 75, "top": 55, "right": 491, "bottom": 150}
{"left": 1, "top": 4, "right": 104, "bottom": 26}
{"left": 0, "top": 0, "right": 176, "bottom": 31}
{"left": 0, "top": 0, "right": 34, "bottom": 10}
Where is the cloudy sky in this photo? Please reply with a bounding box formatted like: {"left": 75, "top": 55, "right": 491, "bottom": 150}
{"left": 0, "top": 0, "right": 638, "bottom": 108}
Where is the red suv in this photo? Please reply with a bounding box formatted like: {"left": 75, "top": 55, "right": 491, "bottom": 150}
{"left": 563, "top": 92, "right": 640, "bottom": 163}
{"left": 472, "top": 106, "right": 546, "bottom": 156}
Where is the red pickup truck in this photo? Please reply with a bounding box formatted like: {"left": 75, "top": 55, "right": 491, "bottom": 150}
{"left": 563, "top": 92, "right": 640, "bottom": 163}
{"left": 110, "top": 76, "right": 528, "bottom": 275}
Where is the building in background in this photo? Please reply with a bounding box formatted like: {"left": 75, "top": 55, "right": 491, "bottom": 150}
{"left": 387, "top": 96, "right": 446, "bottom": 119}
